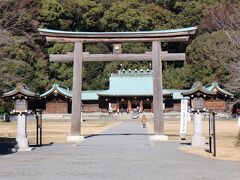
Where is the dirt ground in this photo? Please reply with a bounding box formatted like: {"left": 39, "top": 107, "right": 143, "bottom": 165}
{"left": 147, "top": 118, "right": 240, "bottom": 161}
{"left": 0, "top": 120, "right": 120, "bottom": 145}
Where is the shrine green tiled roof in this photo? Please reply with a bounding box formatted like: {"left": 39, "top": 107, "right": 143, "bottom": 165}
{"left": 42, "top": 76, "right": 233, "bottom": 101}
{"left": 3, "top": 83, "right": 39, "bottom": 98}
{"left": 97, "top": 71, "right": 172, "bottom": 97}
{"left": 40, "top": 84, "right": 103, "bottom": 100}
{"left": 40, "top": 83, "right": 72, "bottom": 98}
{"left": 204, "top": 82, "right": 234, "bottom": 97}
{"left": 167, "top": 90, "right": 190, "bottom": 100}
{"left": 182, "top": 81, "right": 216, "bottom": 96}
{"left": 82, "top": 91, "right": 104, "bottom": 100}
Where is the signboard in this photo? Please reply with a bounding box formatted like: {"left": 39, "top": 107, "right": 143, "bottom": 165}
{"left": 14, "top": 99, "right": 28, "bottom": 113}
{"left": 180, "top": 99, "right": 188, "bottom": 137}
{"left": 192, "top": 97, "right": 205, "bottom": 111}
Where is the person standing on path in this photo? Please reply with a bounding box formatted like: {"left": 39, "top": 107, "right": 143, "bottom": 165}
{"left": 141, "top": 115, "right": 148, "bottom": 128}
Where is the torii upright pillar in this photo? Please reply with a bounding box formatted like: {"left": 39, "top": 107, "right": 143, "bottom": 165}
{"left": 150, "top": 41, "right": 168, "bottom": 141}
{"left": 66, "top": 42, "right": 84, "bottom": 142}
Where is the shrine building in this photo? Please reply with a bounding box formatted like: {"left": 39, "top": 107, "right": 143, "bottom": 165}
{"left": 96, "top": 69, "right": 173, "bottom": 113}
{"left": 37, "top": 70, "right": 234, "bottom": 114}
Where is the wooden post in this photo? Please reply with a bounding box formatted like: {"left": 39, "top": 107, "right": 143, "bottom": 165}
{"left": 151, "top": 101, "right": 153, "bottom": 112}
{"left": 117, "top": 98, "right": 119, "bottom": 110}
{"left": 71, "top": 42, "right": 83, "bottom": 136}
{"left": 140, "top": 99, "right": 143, "bottom": 113}
{"left": 128, "top": 100, "right": 131, "bottom": 112}
{"left": 152, "top": 41, "right": 164, "bottom": 135}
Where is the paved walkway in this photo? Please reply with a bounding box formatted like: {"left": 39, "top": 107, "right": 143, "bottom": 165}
{"left": 0, "top": 120, "right": 239, "bottom": 180}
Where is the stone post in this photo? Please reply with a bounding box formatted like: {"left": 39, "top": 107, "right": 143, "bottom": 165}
{"left": 191, "top": 112, "right": 206, "bottom": 148}
{"left": 16, "top": 114, "right": 33, "bottom": 151}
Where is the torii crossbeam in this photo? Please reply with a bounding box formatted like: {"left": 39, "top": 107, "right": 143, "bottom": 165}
{"left": 39, "top": 27, "right": 197, "bottom": 142}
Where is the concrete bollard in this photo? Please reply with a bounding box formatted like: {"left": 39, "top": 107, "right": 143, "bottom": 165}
{"left": 191, "top": 112, "right": 206, "bottom": 148}
{"left": 16, "top": 114, "right": 33, "bottom": 151}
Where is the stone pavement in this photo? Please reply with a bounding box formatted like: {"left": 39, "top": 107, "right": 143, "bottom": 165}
{"left": 0, "top": 120, "right": 239, "bottom": 180}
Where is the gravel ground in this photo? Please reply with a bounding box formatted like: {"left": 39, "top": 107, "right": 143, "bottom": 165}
{"left": 0, "top": 120, "right": 239, "bottom": 180}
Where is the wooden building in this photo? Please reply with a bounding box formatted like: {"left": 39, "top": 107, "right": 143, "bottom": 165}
{"left": 82, "top": 91, "right": 103, "bottom": 112}
{"left": 3, "top": 79, "right": 234, "bottom": 114}
{"left": 40, "top": 84, "right": 103, "bottom": 113}
{"left": 182, "top": 81, "right": 234, "bottom": 112}
{"left": 40, "top": 84, "right": 72, "bottom": 114}
{"left": 3, "top": 83, "right": 39, "bottom": 113}
{"left": 182, "top": 81, "right": 216, "bottom": 112}
{"left": 39, "top": 73, "right": 234, "bottom": 114}
{"left": 5, "top": 74, "right": 231, "bottom": 115}
{"left": 204, "top": 82, "right": 234, "bottom": 112}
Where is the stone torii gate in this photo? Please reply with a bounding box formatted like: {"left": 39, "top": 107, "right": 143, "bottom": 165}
{"left": 39, "top": 27, "right": 197, "bottom": 142}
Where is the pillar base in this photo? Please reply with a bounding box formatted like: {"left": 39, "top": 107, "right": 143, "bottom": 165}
{"left": 17, "top": 147, "right": 34, "bottom": 152}
{"left": 16, "top": 137, "right": 29, "bottom": 149}
{"left": 150, "top": 134, "right": 168, "bottom": 141}
{"left": 66, "top": 135, "right": 84, "bottom": 143}
{"left": 15, "top": 137, "right": 34, "bottom": 152}
{"left": 191, "top": 135, "right": 206, "bottom": 148}
{"left": 180, "top": 133, "right": 186, "bottom": 140}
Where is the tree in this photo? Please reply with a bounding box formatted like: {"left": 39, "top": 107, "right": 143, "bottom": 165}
{"left": 0, "top": 30, "right": 49, "bottom": 93}
{"left": 174, "top": 0, "right": 208, "bottom": 27}
{"left": 163, "top": 64, "right": 193, "bottom": 89}
{"left": 38, "top": 0, "right": 64, "bottom": 29}
{"left": 39, "top": 0, "right": 105, "bottom": 31}
{"left": 0, "top": 0, "right": 40, "bottom": 34}
{"left": 100, "top": 0, "right": 175, "bottom": 31}
{"left": 200, "top": 2, "right": 240, "bottom": 59}
{"left": 186, "top": 31, "right": 234, "bottom": 85}
{"left": 0, "top": 60, "right": 34, "bottom": 95}
{"left": 83, "top": 43, "right": 111, "bottom": 90}
{"left": 46, "top": 43, "right": 74, "bottom": 89}
{"left": 199, "top": 2, "right": 240, "bottom": 95}
{"left": 225, "top": 63, "right": 240, "bottom": 96}
{"left": 74, "top": 0, "right": 104, "bottom": 31}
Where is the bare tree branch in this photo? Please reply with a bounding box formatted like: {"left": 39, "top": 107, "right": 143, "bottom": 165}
{"left": 201, "top": 2, "right": 240, "bottom": 59}
{"left": 0, "top": 0, "right": 30, "bottom": 32}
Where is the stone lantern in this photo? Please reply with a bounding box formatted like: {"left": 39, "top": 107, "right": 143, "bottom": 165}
{"left": 3, "top": 83, "right": 39, "bottom": 151}
{"left": 182, "top": 82, "right": 216, "bottom": 148}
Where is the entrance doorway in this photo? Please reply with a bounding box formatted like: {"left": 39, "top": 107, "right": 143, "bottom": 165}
{"left": 119, "top": 99, "right": 128, "bottom": 112}
{"left": 143, "top": 100, "right": 152, "bottom": 112}
{"left": 131, "top": 99, "right": 140, "bottom": 109}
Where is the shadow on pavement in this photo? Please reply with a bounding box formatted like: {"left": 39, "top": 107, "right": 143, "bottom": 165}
{"left": 30, "top": 142, "right": 54, "bottom": 148}
{"left": 85, "top": 133, "right": 154, "bottom": 138}
{"left": 86, "top": 133, "right": 180, "bottom": 139}
{"left": 0, "top": 137, "right": 17, "bottom": 155}
{"left": 180, "top": 142, "right": 191, "bottom": 145}
{"left": 0, "top": 138, "right": 54, "bottom": 155}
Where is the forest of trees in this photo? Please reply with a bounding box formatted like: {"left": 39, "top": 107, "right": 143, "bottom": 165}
{"left": 0, "top": 0, "right": 239, "bottom": 100}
